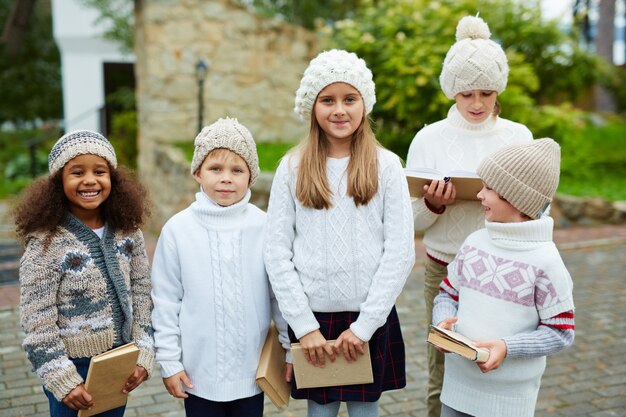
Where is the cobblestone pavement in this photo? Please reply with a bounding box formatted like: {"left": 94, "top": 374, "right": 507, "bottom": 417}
{"left": 1, "top": 235, "right": 625, "bottom": 416}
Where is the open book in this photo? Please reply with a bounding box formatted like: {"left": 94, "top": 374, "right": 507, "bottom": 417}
{"left": 256, "top": 323, "right": 290, "bottom": 409}
{"left": 291, "top": 341, "right": 373, "bottom": 389}
{"left": 77, "top": 342, "right": 140, "bottom": 417}
{"left": 427, "top": 325, "right": 489, "bottom": 363}
{"left": 405, "top": 168, "right": 482, "bottom": 201}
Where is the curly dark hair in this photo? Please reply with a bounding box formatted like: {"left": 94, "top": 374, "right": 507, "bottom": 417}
{"left": 15, "top": 165, "right": 151, "bottom": 240}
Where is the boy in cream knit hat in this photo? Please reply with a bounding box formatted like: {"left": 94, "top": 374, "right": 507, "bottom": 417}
{"left": 151, "top": 117, "right": 289, "bottom": 416}
{"left": 433, "top": 138, "right": 575, "bottom": 417}
{"left": 405, "top": 15, "right": 534, "bottom": 417}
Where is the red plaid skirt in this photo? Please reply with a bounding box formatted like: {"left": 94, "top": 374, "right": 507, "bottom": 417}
{"left": 288, "top": 306, "right": 406, "bottom": 404}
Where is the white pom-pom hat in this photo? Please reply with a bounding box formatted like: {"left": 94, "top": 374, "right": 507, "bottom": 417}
{"left": 439, "top": 15, "right": 509, "bottom": 99}
{"left": 294, "top": 49, "right": 376, "bottom": 121}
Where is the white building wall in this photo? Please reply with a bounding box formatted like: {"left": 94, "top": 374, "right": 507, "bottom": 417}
{"left": 51, "top": 0, "right": 134, "bottom": 133}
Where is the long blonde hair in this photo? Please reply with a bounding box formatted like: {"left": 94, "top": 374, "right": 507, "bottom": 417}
{"left": 294, "top": 107, "right": 380, "bottom": 209}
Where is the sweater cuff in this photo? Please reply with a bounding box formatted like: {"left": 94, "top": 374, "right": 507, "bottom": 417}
{"left": 158, "top": 360, "right": 185, "bottom": 378}
{"left": 289, "top": 309, "right": 320, "bottom": 340}
{"left": 137, "top": 348, "right": 155, "bottom": 378}
{"left": 349, "top": 320, "right": 376, "bottom": 343}
{"left": 46, "top": 365, "right": 85, "bottom": 401}
{"left": 425, "top": 199, "right": 446, "bottom": 214}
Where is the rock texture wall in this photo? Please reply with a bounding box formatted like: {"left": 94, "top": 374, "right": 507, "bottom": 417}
{"left": 134, "top": 0, "right": 317, "bottom": 228}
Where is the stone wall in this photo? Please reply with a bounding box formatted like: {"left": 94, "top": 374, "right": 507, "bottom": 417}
{"left": 134, "top": 0, "right": 318, "bottom": 228}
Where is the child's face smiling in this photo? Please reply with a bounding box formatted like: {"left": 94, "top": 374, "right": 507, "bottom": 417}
{"left": 194, "top": 149, "right": 250, "bottom": 206}
{"left": 477, "top": 184, "right": 527, "bottom": 223}
{"left": 314, "top": 82, "right": 364, "bottom": 155}
{"left": 62, "top": 154, "right": 111, "bottom": 225}
{"left": 455, "top": 90, "right": 497, "bottom": 123}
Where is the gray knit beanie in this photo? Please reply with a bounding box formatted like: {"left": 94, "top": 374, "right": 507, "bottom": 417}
{"left": 477, "top": 138, "right": 561, "bottom": 219}
{"left": 440, "top": 15, "right": 509, "bottom": 100}
{"left": 48, "top": 130, "right": 117, "bottom": 175}
{"left": 294, "top": 49, "right": 376, "bottom": 121}
{"left": 190, "top": 117, "right": 259, "bottom": 185}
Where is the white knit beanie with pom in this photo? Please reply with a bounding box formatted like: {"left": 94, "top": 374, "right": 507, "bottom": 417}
{"left": 439, "top": 15, "right": 509, "bottom": 99}
{"left": 294, "top": 49, "right": 376, "bottom": 121}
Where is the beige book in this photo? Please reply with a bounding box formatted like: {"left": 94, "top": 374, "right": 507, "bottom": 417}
{"left": 256, "top": 323, "right": 290, "bottom": 409}
{"left": 405, "top": 168, "right": 482, "bottom": 201}
{"left": 427, "top": 325, "right": 490, "bottom": 363}
{"left": 77, "top": 342, "right": 140, "bottom": 417}
{"left": 291, "top": 341, "right": 373, "bottom": 389}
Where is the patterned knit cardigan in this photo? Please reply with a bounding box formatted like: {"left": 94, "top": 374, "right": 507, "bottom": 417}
{"left": 19, "top": 214, "right": 155, "bottom": 401}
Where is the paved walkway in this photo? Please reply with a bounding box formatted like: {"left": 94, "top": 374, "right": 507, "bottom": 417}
{"left": 1, "top": 225, "right": 626, "bottom": 416}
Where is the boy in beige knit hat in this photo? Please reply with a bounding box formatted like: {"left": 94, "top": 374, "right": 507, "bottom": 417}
{"left": 151, "top": 117, "right": 289, "bottom": 416}
{"left": 433, "top": 138, "right": 575, "bottom": 417}
{"left": 405, "top": 15, "right": 534, "bottom": 417}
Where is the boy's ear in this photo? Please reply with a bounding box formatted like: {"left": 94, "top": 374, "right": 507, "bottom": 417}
{"left": 193, "top": 169, "right": 202, "bottom": 184}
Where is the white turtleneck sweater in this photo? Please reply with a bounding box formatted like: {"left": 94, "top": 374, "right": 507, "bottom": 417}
{"left": 406, "top": 104, "right": 533, "bottom": 263}
{"left": 264, "top": 148, "right": 415, "bottom": 342}
{"left": 433, "top": 216, "right": 575, "bottom": 417}
{"left": 151, "top": 190, "right": 289, "bottom": 402}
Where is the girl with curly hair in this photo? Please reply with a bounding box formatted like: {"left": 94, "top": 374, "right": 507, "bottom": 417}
{"left": 15, "top": 130, "right": 155, "bottom": 417}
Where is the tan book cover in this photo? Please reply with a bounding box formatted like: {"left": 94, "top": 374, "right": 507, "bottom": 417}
{"left": 77, "top": 342, "right": 140, "bottom": 417}
{"left": 291, "top": 341, "right": 373, "bottom": 389}
{"left": 427, "top": 325, "right": 489, "bottom": 363}
{"left": 405, "top": 168, "right": 482, "bottom": 201}
{"left": 256, "top": 323, "right": 290, "bottom": 409}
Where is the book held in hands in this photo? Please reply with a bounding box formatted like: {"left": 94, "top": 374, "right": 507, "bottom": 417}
{"left": 77, "top": 342, "right": 140, "bottom": 417}
{"left": 427, "top": 325, "right": 489, "bottom": 363}
{"left": 256, "top": 323, "right": 290, "bottom": 409}
{"left": 291, "top": 341, "right": 373, "bottom": 389}
{"left": 405, "top": 168, "right": 482, "bottom": 201}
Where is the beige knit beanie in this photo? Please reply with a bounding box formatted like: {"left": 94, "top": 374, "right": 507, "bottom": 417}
{"left": 477, "top": 138, "right": 561, "bottom": 219}
{"left": 440, "top": 15, "right": 509, "bottom": 99}
{"left": 294, "top": 49, "right": 376, "bottom": 120}
{"left": 48, "top": 130, "right": 117, "bottom": 175}
{"left": 190, "top": 117, "right": 259, "bottom": 185}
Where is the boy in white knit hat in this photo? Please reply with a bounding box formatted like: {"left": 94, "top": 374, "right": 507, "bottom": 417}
{"left": 405, "top": 15, "right": 534, "bottom": 417}
{"left": 151, "top": 117, "right": 289, "bottom": 417}
{"left": 433, "top": 138, "right": 575, "bottom": 417}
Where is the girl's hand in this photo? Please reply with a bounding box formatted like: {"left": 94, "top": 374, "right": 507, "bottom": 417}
{"left": 474, "top": 339, "right": 507, "bottom": 373}
{"left": 424, "top": 179, "right": 456, "bottom": 210}
{"left": 433, "top": 317, "right": 458, "bottom": 353}
{"left": 163, "top": 370, "right": 194, "bottom": 398}
{"left": 284, "top": 362, "right": 293, "bottom": 382}
{"left": 123, "top": 365, "right": 148, "bottom": 393}
{"left": 333, "top": 328, "right": 365, "bottom": 362}
{"left": 62, "top": 384, "right": 94, "bottom": 410}
{"left": 299, "top": 329, "right": 335, "bottom": 367}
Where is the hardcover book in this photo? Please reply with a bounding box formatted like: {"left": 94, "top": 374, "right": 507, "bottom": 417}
{"left": 427, "top": 325, "right": 489, "bottom": 363}
{"left": 256, "top": 323, "right": 290, "bottom": 409}
{"left": 291, "top": 341, "right": 373, "bottom": 389}
{"left": 77, "top": 342, "right": 139, "bottom": 417}
{"left": 405, "top": 168, "right": 482, "bottom": 201}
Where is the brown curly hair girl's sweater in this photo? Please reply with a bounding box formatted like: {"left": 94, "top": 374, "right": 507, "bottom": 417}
{"left": 19, "top": 214, "right": 154, "bottom": 400}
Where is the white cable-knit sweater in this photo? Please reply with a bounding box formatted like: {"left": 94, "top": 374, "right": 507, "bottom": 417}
{"left": 151, "top": 190, "right": 289, "bottom": 402}
{"left": 406, "top": 104, "right": 533, "bottom": 263}
{"left": 264, "top": 149, "right": 415, "bottom": 342}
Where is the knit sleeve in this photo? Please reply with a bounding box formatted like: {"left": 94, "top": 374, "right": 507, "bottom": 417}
{"left": 128, "top": 230, "right": 155, "bottom": 376}
{"left": 264, "top": 158, "right": 319, "bottom": 340}
{"left": 406, "top": 131, "right": 440, "bottom": 232}
{"left": 432, "top": 278, "right": 459, "bottom": 326}
{"left": 19, "top": 236, "right": 84, "bottom": 401}
{"left": 349, "top": 153, "right": 415, "bottom": 341}
{"left": 269, "top": 284, "right": 292, "bottom": 363}
{"left": 150, "top": 226, "right": 186, "bottom": 378}
{"left": 504, "top": 311, "right": 575, "bottom": 358}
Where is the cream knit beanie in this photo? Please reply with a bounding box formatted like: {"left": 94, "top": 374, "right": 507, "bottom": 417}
{"left": 477, "top": 138, "right": 561, "bottom": 219}
{"left": 190, "top": 117, "right": 259, "bottom": 185}
{"left": 294, "top": 49, "right": 376, "bottom": 120}
{"left": 48, "top": 130, "right": 117, "bottom": 175}
{"left": 440, "top": 15, "right": 509, "bottom": 99}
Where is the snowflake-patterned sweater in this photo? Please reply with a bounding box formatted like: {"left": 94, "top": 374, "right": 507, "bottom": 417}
{"left": 151, "top": 190, "right": 289, "bottom": 402}
{"left": 19, "top": 214, "right": 155, "bottom": 401}
{"left": 406, "top": 104, "right": 533, "bottom": 263}
{"left": 432, "top": 216, "right": 575, "bottom": 417}
{"left": 264, "top": 149, "right": 415, "bottom": 342}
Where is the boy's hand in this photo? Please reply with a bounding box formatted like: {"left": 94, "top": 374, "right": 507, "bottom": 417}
{"left": 299, "top": 329, "right": 335, "bottom": 367}
{"left": 123, "top": 365, "right": 148, "bottom": 393}
{"left": 474, "top": 339, "right": 507, "bottom": 373}
{"left": 333, "top": 328, "right": 365, "bottom": 362}
{"left": 63, "top": 384, "right": 94, "bottom": 410}
{"left": 163, "top": 370, "right": 194, "bottom": 398}
{"left": 284, "top": 362, "right": 293, "bottom": 382}
{"left": 433, "top": 317, "right": 458, "bottom": 353}
{"left": 424, "top": 179, "right": 456, "bottom": 210}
